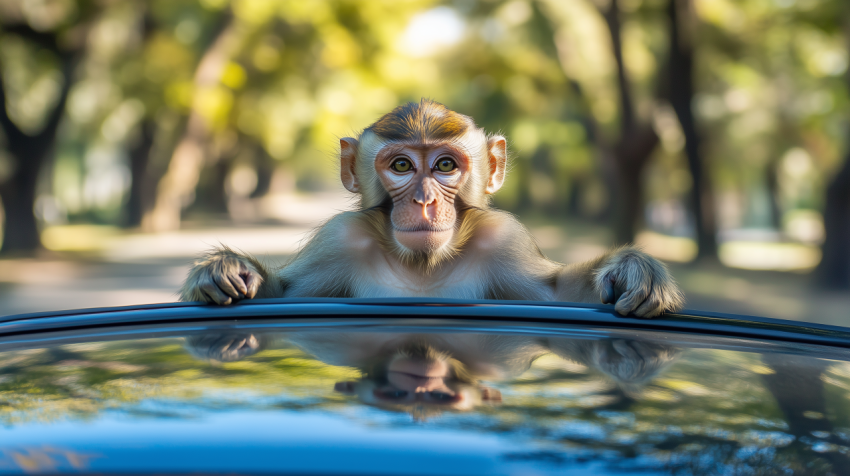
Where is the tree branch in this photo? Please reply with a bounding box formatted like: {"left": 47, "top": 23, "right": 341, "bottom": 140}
{"left": 0, "top": 23, "right": 61, "bottom": 53}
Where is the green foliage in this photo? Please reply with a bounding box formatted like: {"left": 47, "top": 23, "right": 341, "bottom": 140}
{"left": 0, "top": 0, "right": 847, "bottom": 235}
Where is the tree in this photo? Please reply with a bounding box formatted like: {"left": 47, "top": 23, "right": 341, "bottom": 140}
{"left": 815, "top": 7, "right": 850, "bottom": 290}
{"left": 0, "top": 22, "right": 83, "bottom": 254}
{"left": 143, "top": 11, "right": 236, "bottom": 232}
{"left": 599, "top": 0, "right": 660, "bottom": 245}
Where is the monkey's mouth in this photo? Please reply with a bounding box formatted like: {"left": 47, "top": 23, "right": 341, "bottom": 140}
{"left": 394, "top": 225, "right": 453, "bottom": 233}
{"left": 393, "top": 227, "right": 454, "bottom": 252}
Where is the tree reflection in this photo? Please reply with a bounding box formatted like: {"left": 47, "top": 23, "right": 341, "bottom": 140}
{"left": 0, "top": 330, "right": 848, "bottom": 473}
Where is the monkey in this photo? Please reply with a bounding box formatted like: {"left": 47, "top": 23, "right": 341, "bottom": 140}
{"left": 184, "top": 330, "right": 682, "bottom": 417}
{"left": 180, "top": 99, "right": 684, "bottom": 318}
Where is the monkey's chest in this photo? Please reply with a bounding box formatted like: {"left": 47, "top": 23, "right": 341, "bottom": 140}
{"left": 354, "top": 258, "right": 487, "bottom": 299}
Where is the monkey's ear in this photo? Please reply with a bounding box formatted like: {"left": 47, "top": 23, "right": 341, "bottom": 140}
{"left": 485, "top": 136, "right": 507, "bottom": 195}
{"left": 340, "top": 137, "right": 360, "bottom": 193}
{"left": 334, "top": 381, "right": 357, "bottom": 394}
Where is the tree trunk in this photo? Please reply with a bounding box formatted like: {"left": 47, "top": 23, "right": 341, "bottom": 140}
{"left": 250, "top": 145, "right": 276, "bottom": 199}
{"left": 125, "top": 120, "right": 156, "bottom": 228}
{"left": 0, "top": 26, "right": 78, "bottom": 254}
{"left": 602, "top": 0, "right": 660, "bottom": 245}
{"left": 612, "top": 164, "right": 643, "bottom": 245}
{"left": 815, "top": 9, "right": 850, "bottom": 290}
{"left": 188, "top": 156, "right": 231, "bottom": 216}
{"left": 764, "top": 159, "right": 783, "bottom": 231}
{"left": 667, "top": 0, "right": 718, "bottom": 260}
{"left": 0, "top": 157, "right": 42, "bottom": 253}
{"left": 143, "top": 13, "right": 235, "bottom": 232}
{"left": 816, "top": 154, "right": 850, "bottom": 289}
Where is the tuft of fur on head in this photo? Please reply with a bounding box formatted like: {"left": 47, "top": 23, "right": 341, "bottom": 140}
{"left": 368, "top": 98, "right": 473, "bottom": 142}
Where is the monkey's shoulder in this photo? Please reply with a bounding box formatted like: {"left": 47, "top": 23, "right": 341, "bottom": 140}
{"left": 314, "top": 211, "right": 385, "bottom": 255}
{"left": 463, "top": 209, "right": 537, "bottom": 253}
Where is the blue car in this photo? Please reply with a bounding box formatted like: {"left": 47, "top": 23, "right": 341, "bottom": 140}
{"left": 0, "top": 299, "right": 848, "bottom": 475}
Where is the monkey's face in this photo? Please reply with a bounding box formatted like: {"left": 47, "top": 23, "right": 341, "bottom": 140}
{"left": 339, "top": 100, "right": 507, "bottom": 258}
{"left": 333, "top": 341, "right": 501, "bottom": 414}
{"left": 375, "top": 143, "right": 470, "bottom": 254}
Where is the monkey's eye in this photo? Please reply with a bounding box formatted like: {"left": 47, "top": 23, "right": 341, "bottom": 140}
{"left": 378, "top": 389, "right": 409, "bottom": 399}
{"left": 429, "top": 391, "right": 456, "bottom": 401}
{"left": 391, "top": 158, "right": 412, "bottom": 172}
{"left": 435, "top": 158, "right": 457, "bottom": 172}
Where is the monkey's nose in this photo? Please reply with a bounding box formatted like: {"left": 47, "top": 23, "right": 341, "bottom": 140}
{"left": 415, "top": 198, "right": 437, "bottom": 221}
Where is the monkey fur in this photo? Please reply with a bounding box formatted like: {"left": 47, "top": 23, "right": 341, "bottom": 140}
{"left": 181, "top": 99, "right": 684, "bottom": 318}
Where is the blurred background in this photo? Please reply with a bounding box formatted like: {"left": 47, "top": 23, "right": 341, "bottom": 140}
{"left": 0, "top": 0, "right": 848, "bottom": 324}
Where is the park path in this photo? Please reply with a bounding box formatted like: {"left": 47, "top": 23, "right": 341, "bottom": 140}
{"left": 1, "top": 218, "right": 847, "bottom": 327}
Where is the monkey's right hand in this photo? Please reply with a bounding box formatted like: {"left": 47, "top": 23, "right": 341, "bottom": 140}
{"left": 185, "top": 333, "right": 268, "bottom": 362}
{"left": 181, "top": 251, "right": 263, "bottom": 305}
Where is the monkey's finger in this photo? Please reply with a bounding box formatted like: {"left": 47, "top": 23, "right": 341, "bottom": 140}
{"left": 612, "top": 340, "right": 640, "bottom": 360}
{"left": 228, "top": 271, "right": 249, "bottom": 296}
{"left": 224, "top": 338, "right": 247, "bottom": 353}
{"left": 214, "top": 273, "right": 245, "bottom": 299}
{"left": 634, "top": 294, "right": 666, "bottom": 318}
{"left": 621, "top": 277, "right": 651, "bottom": 311}
{"left": 614, "top": 289, "right": 645, "bottom": 316}
{"left": 600, "top": 276, "right": 616, "bottom": 304}
{"left": 201, "top": 282, "right": 233, "bottom": 305}
{"left": 629, "top": 341, "right": 657, "bottom": 360}
{"left": 243, "top": 272, "right": 261, "bottom": 299}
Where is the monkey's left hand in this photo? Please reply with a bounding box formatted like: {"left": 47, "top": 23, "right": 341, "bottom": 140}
{"left": 595, "top": 247, "right": 684, "bottom": 318}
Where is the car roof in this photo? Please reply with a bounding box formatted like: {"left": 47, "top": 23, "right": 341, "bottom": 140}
{"left": 2, "top": 298, "right": 849, "bottom": 352}
{"left": 2, "top": 300, "right": 850, "bottom": 474}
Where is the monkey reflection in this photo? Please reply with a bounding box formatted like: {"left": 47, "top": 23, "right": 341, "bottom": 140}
{"left": 334, "top": 340, "right": 503, "bottom": 413}
{"left": 551, "top": 338, "right": 681, "bottom": 394}
{"left": 185, "top": 333, "right": 270, "bottom": 362}
{"left": 184, "top": 331, "right": 680, "bottom": 414}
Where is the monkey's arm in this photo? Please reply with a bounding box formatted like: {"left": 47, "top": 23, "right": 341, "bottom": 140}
{"left": 182, "top": 214, "right": 362, "bottom": 303}
{"left": 555, "top": 246, "right": 684, "bottom": 318}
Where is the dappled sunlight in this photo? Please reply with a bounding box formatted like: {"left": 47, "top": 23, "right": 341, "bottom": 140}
{"left": 720, "top": 241, "right": 821, "bottom": 272}
{"left": 42, "top": 224, "right": 311, "bottom": 261}
{"left": 399, "top": 7, "right": 465, "bottom": 58}
{"left": 636, "top": 231, "right": 698, "bottom": 263}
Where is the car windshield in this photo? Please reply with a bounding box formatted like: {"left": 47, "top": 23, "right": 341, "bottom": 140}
{"left": 1, "top": 318, "right": 849, "bottom": 474}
